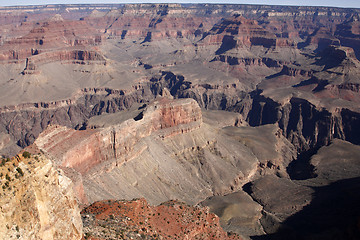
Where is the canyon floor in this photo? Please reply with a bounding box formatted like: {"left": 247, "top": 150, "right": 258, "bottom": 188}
{"left": 0, "top": 3, "right": 360, "bottom": 240}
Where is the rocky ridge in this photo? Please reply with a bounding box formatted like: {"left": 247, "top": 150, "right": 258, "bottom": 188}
{"left": 35, "top": 97, "right": 203, "bottom": 176}
{"left": 30, "top": 96, "right": 300, "bottom": 239}
{"left": 81, "top": 198, "right": 241, "bottom": 240}
{"left": 33, "top": 97, "right": 260, "bottom": 206}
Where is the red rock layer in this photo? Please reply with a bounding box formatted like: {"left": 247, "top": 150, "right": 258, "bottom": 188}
{"left": 6, "top": 19, "right": 102, "bottom": 49}
{"left": 22, "top": 50, "right": 105, "bottom": 74}
{"left": 0, "top": 18, "right": 104, "bottom": 64}
{"left": 35, "top": 98, "right": 202, "bottom": 175}
{"left": 202, "top": 15, "right": 295, "bottom": 49}
{"left": 81, "top": 198, "right": 241, "bottom": 240}
{"left": 84, "top": 5, "right": 220, "bottom": 40}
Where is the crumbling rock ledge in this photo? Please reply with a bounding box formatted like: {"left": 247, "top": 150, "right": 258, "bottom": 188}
{"left": 81, "top": 198, "right": 242, "bottom": 240}
{"left": 0, "top": 151, "right": 82, "bottom": 240}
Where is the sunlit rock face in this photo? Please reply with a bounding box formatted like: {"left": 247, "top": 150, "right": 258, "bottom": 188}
{"left": 0, "top": 152, "right": 82, "bottom": 240}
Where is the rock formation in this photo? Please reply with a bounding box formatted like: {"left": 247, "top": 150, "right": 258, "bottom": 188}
{"left": 81, "top": 198, "right": 242, "bottom": 240}
{"left": 0, "top": 150, "right": 82, "bottom": 240}
{"left": 34, "top": 97, "right": 261, "bottom": 206}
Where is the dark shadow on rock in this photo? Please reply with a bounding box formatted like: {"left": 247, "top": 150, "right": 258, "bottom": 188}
{"left": 251, "top": 177, "right": 360, "bottom": 240}
{"left": 141, "top": 32, "right": 152, "bottom": 44}
{"left": 215, "top": 35, "right": 237, "bottom": 55}
{"left": 287, "top": 147, "right": 319, "bottom": 180}
{"left": 133, "top": 111, "right": 144, "bottom": 121}
{"left": 265, "top": 70, "right": 284, "bottom": 80}
{"left": 315, "top": 46, "right": 347, "bottom": 70}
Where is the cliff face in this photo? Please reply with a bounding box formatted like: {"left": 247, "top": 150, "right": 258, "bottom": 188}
{"left": 32, "top": 98, "right": 207, "bottom": 204}
{"left": 0, "top": 4, "right": 359, "bottom": 156}
{"left": 0, "top": 17, "right": 105, "bottom": 77}
{"left": 33, "top": 97, "right": 296, "bottom": 225}
{"left": 35, "top": 97, "right": 203, "bottom": 175}
{"left": 0, "top": 151, "right": 82, "bottom": 240}
{"left": 202, "top": 15, "right": 291, "bottom": 51}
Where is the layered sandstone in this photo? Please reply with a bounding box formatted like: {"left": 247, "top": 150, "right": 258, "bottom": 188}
{"left": 203, "top": 16, "right": 280, "bottom": 49}
{"left": 35, "top": 97, "right": 203, "bottom": 175}
{"left": 0, "top": 16, "right": 105, "bottom": 75}
{"left": 0, "top": 151, "right": 82, "bottom": 240}
{"left": 34, "top": 98, "right": 261, "bottom": 206}
{"left": 84, "top": 4, "right": 221, "bottom": 40}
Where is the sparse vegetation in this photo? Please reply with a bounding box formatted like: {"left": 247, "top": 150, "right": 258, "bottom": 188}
{"left": 22, "top": 151, "right": 31, "bottom": 159}
{"left": 16, "top": 167, "right": 24, "bottom": 177}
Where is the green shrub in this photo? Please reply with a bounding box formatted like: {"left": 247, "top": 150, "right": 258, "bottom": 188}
{"left": 22, "top": 151, "right": 31, "bottom": 158}
{"left": 16, "top": 167, "right": 24, "bottom": 177}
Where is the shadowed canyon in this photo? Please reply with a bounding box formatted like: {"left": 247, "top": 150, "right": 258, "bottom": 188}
{"left": 0, "top": 3, "right": 360, "bottom": 240}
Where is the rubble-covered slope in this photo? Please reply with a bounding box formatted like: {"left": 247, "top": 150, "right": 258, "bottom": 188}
{"left": 81, "top": 198, "right": 242, "bottom": 240}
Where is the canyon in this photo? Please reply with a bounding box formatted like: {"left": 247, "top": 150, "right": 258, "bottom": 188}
{"left": 0, "top": 3, "right": 360, "bottom": 240}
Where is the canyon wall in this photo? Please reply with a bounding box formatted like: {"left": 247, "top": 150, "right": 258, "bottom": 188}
{"left": 35, "top": 97, "right": 203, "bottom": 175}
{"left": 0, "top": 152, "right": 82, "bottom": 240}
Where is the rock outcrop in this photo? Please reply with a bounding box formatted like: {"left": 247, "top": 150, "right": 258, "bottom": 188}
{"left": 0, "top": 16, "right": 105, "bottom": 76}
{"left": 34, "top": 98, "right": 264, "bottom": 206}
{"left": 202, "top": 15, "right": 290, "bottom": 51}
{"left": 35, "top": 97, "right": 203, "bottom": 175}
{"left": 81, "top": 198, "right": 242, "bottom": 240}
{"left": 0, "top": 150, "right": 82, "bottom": 240}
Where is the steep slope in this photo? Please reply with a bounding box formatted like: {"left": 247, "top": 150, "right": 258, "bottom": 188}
{"left": 243, "top": 139, "right": 360, "bottom": 239}
{"left": 81, "top": 198, "right": 242, "bottom": 240}
{"left": 0, "top": 4, "right": 359, "bottom": 156}
{"left": 34, "top": 97, "right": 262, "bottom": 205}
{"left": 30, "top": 97, "right": 300, "bottom": 240}
{"left": 0, "top": 151, "right": 82, "bottom": 240}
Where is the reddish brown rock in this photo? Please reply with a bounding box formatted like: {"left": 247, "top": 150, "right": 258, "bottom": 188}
{"left": 0, "top": 16, "right": 104, "bottom": 70}
{"left": 34, "top": 98, "right": 203, "bottom": 203}
{"left": 84, "top": 4, "right": 220, "bottom": 40}
{"left": 35, "top": 97, "right": 202, "bottom": 173}
{"left": 202, "top": 15, "right": 295, "bottom": 51}
{"left": 81, "top": 198, "right": 242, "bottom": 240}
